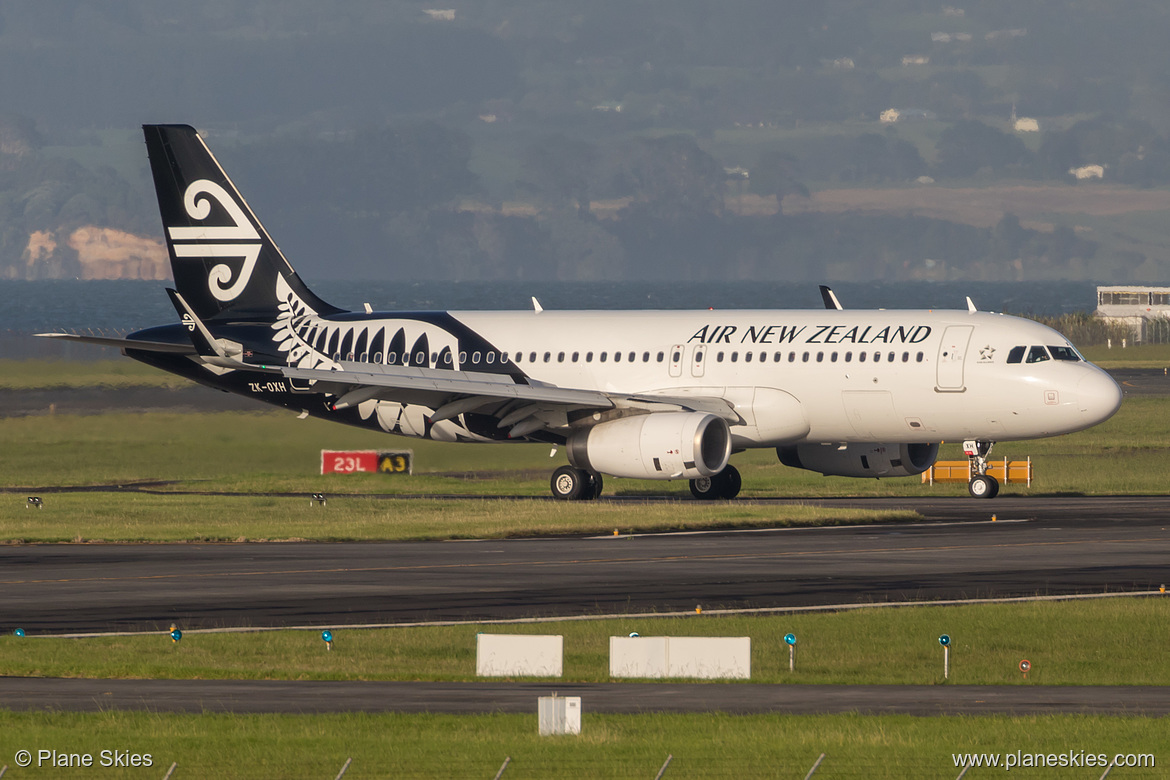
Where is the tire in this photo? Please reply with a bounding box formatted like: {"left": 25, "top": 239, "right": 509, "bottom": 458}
{"left": 690, "top": 474, "right": 723, "bottom": 500}
{"left": 968, "top": 474, "right": 999, "bottom": 499}
{"left": 551, "top": 466, "right": 585, "bottom": 501}
{"left": 585, "top": 472, "right": 604, "bottom": 500}
{"left": 720, "top": 465, "right": 742, "bottom": 500}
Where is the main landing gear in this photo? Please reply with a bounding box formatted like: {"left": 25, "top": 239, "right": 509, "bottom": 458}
{"left": 689, "top": 464, "right": 742, "bottom": 500}
{"left": 964, "top": 439, "right": 1000, "bottom": 499}
{"left": 550, "top": 465, "right": 604, "bottom": 501}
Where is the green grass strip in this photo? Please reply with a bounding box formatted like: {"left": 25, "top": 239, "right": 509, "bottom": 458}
{"left": 5, "top": 599, "right": 1167, "bottom": 686}
{"left": 0, "top": 492, "right": 910, "bottom": 542}
{"left": 0, "top": 711, "right": 1163, "bottom": 778}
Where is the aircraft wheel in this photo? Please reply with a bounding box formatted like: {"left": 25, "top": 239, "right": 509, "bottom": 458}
{"left": 720, "top": 464, "right": 742, "bottom": 500}
{"left": 689, "top": 474, "right": 723, "bottom": 500}
{"left": 551, "top": 466, "right": 587, "bottom": 501}
{"left": 968, "top": 474, "right": 999, "bottom": 499}
{"left": 585, "top": 472, "right": 604, "bottom": 500}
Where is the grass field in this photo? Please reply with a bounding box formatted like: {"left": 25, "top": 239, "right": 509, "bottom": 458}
{"left": 0, "top": 492, "right": 912, "bottom": 543}
{"left": 4, "top": 599, "right": 1167, "bottom": 687}
{"left": 0, "top": 710, "right": 1163, "bottom": 778}
{"left": 3, "top": 392, "right": 1168, "bottom": 509}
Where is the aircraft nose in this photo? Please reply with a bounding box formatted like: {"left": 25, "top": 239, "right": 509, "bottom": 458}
{"left": 1077, "top": 368, "right": 1123, "bottom": 424}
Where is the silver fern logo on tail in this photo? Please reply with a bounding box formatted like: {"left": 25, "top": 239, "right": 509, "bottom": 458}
{"left": 167, "top": 179, "right": 261, "bottom": 302}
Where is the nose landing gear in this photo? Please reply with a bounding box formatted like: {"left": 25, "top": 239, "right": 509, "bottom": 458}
{"left": 963, "top": 440, "right": 1000, "bottom": 499}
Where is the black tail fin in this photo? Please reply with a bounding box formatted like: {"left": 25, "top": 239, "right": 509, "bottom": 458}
{"left": 143, "top": 124, "right": 341, "bottom": 321}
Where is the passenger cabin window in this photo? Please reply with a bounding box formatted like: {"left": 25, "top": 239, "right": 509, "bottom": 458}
{"left": 731, "top": 352, "right": 739, "bottom": 363}
{"left": 657, "top": 351, "right": 666, "bottom": 362}
{"left": 543, "top": 352, "right": 551, "bottom": 362}
{"left": 586, "top": 351, "right": 593, "bottom": 362}
{"left": 529, "top": 352, "right": 537, "bottom": 363}
{"left": 1007, "top": 346, "right": 1026, "bottom": 364}
{"left": 1026, "top": 346, "right": 1050, "bottom": 364}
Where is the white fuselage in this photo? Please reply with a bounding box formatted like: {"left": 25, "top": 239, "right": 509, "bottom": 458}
{"left": 301, "top": 306, "right": 1122, "bottom": 447}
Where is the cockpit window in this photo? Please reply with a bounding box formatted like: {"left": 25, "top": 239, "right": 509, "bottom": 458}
{"left": 1007, "top": 346, "right": 1026, "bottom": 364}
{"left": 1048, "top": 346, "right": 1081, "bottom": 362}
{"left": 1026, "top": 346, "right": 1051, "bottom": 364}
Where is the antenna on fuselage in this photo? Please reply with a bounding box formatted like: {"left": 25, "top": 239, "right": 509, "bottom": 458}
{"left": 819, "top": 285, "right": 843, "bottom": 310}
{"left": 966, "top": 296, "right": 977, "bottom": 313}
{"left": 532, "top": 297, "right": 544, "bottom": 313}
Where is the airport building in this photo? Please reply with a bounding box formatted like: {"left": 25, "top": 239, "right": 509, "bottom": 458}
{"left": 1096, "top": 285, "right": 1170, "bottom": 343}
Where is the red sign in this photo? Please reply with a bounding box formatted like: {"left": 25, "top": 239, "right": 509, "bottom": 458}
{"left": 321, "top": 450, "right": 379, "bottom": 474}
{"left": 320, "top": 450, "right": 413, "bottom": 475}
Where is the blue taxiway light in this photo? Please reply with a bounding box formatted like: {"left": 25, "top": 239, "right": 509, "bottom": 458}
{"left": 784, "top": 633, "right": 796, "bottom": 646}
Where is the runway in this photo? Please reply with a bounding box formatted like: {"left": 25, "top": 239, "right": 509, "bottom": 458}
{"left": 1, "top": 677, "right": 1167, "bottom": 717}
{"left": 3, "top": 496, "right": 1167, "bottom": 635}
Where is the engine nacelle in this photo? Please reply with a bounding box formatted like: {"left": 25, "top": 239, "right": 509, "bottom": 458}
{"left": 776, "top": 442, "right": 939, "bottom": 478}
{"left": 568, "top": 412, "right": 731, "bottom": 480}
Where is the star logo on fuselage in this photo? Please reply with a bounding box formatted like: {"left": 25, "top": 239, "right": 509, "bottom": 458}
{"left": 979, "top": 345, "right": 996, "bottom": 361}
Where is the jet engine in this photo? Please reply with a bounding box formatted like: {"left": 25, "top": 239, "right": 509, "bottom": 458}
{"left": 776, "top": 442, "right": 939, "bottom": 478}
{"left": 567, "top": 412, "right": 731, "bottom": 480}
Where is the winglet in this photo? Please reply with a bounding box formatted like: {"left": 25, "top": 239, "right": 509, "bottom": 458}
{"left": 819, "top": 285, "right": 843, "bottom": 310}
{"left": 966, "top": 296, "right": 977, "bottom": 313}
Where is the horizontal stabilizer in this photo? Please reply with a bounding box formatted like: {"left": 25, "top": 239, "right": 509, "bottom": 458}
{"left": 34, "top": 332, "right": 196, "bottom": 354}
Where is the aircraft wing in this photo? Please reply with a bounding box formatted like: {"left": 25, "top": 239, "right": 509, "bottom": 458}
{"left": 275, "top": 362, "right": 736, "bottom": 437}
{"left": 35, "top": 332, "right": 197, "bottom": 354}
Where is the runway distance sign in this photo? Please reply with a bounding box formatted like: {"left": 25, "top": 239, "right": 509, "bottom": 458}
{"left": 321, "top": 450, "right": 413, "bottom": 475}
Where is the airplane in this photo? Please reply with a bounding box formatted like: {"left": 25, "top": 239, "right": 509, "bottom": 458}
{"left": 40, "top": 124, "right": 1123, "bottom": 501}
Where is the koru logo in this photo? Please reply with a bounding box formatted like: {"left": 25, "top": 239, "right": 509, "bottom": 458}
{"left": 167, "top": 179, "right": 261, "bottom": 302}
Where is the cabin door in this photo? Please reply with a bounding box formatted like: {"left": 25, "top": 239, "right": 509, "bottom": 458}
{"left": 936, "top": 325, "right": 973, "bottom": 391}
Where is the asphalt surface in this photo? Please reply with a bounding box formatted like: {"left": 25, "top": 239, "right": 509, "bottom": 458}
{"left": 3, "top": 497, "right": 1167, "bottom": 635}
{"left": 1, "top": 678, "right": 1167, "bottom": 716}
